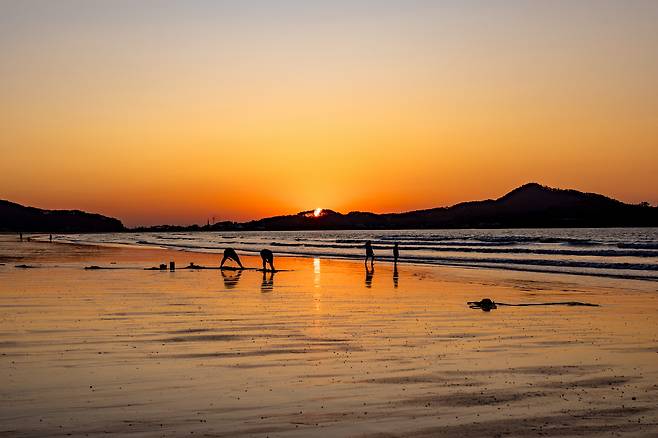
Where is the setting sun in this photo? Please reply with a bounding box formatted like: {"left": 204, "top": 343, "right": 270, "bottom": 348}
{"left": 313, "top": 208, "right": 323, "bottom": 218}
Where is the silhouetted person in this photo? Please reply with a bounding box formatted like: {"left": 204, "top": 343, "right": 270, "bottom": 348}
{"left": 261, "top": 270, "right": 275, "bottom": 292}
{"left": 365, "top": 264, "right": 374, "bottom": 288}
{"left": 221, "top": 269, "right": 242, "bottom": 289}
{"left": 19, "top": 232, "right": 22, "bottom": 242}
{"left": 220, "top": 248, "right": 244, "bottom": 269}
{"left": 393, "top": 264, "right": 399, "bottom": 289}
{"left": 260, "top": 249, "right": 275, "bottom": 271}
{"left": 393, "top": 242, "right": 399, "bottom": 264}
{"left": 365, "top": 240, "right": 374, "bottom": 267}
{"left": 49, "top": 234, "right": 53, "bottom": 242}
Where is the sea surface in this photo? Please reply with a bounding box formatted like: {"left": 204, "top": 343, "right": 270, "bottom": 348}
{"left": 53, "top": 228, "right": 658, "bottom": 281}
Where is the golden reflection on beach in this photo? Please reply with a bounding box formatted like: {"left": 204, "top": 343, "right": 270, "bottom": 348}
{"left": 221, "top": 269, "right": 242, "bottom": 289}
{"left": 260, "top": 270, "right": 274, "bottom": 292}
{"left": 313, "top": 257, "right": 321, "bottom": 287}
{"left": 1, "top": 238, "right": 658, "bottom": 437}
{"left": 365, "top": 264, "right": 374, "bottom": 288}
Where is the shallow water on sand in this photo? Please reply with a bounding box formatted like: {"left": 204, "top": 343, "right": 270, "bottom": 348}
{"left": 1, "top": 237, "right": 658, "bottom": 437}
{"left": 57, "top": 227, "right": 658, "bottom": 281}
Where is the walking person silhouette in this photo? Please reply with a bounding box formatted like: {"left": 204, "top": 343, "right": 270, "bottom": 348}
{"left": 365, "top": 240, "right": 374, "bottom": 268}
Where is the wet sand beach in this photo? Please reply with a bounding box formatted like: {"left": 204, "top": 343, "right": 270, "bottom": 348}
{"left": 1, "top": 236, "right": 658, "bottom": 437}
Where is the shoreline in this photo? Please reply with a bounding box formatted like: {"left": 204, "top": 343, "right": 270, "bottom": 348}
{"left": 19, "top": 234, "right": 658, "bottom": 283}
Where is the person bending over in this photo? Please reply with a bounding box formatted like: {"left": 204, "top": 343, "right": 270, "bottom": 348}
{"left": 260, "top": 249, "right": 275, "bottom": 271}
{"left": 220, "top": 248, "right": 244, "bottom": 269}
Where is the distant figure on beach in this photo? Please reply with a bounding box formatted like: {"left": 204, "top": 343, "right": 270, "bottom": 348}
{"left": 365, "top": 264, "right": 374, "bottom": 288}
{"left": 19, "top": 232, "right": 23, "bottom": 242}
{"left": 393, "top": 242, "right": 399, "bottom": 264}
{"left": 220, "top": 248, "right": 244, "bottom": 269}
{"left": 49, "top": 234, "right": 53, "bottom": 242}
{"left": 365, "top": 241, "right": 374, "bottom": 267}
{"left": 260, "top": 249, "right": 275, "bottom": 271}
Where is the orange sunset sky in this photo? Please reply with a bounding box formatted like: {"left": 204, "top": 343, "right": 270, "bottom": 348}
{"left": 1, "top": 1, "right": 657, "bottom": 226}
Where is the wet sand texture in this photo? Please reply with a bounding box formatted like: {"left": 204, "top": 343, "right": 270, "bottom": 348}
{"left": 1, "top": 237, "right": 657, "bottom": 436}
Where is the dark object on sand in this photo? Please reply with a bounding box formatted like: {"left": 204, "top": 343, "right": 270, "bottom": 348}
{"left": 469, "top": 298, "right": 497, "bottom": 311}
{"left": 468, "top": 298, "right": 600, "bottom": 311}
{"left": 15, "top": 264, "right": 35, "bottom": 269}
{"left": 169, "top": 261, "right": 175, "bottom": 271}
{"left": 260, "top": 249, "right": 275, "bottom": 271}
{"left": 145, "top": 264, "right": 168, "bottom": 270}
{"left": 186, "top": 262, "right": 202, "bottom": 269}
{"left": 84, "top": 265, "right": 103, "bottom": 270}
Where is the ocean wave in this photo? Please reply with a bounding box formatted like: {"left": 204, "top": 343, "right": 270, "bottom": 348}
{"left": 617, "top": 243, "right": 658, "bottom": 250}
{"left": 58, "top": 228, "right": 658, "bottom": 281}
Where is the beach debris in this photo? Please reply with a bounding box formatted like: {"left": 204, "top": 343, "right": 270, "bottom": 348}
{"left": 186, "top": 262, "right": 202, "bottom": 269}
{"left": 145, "top": 264, "right": 168, "bottom": 270}
{"left": 84, "top": 265, "right": 103, "bottom": 270}
{"left": 15, "top": 264, "right": 36, "bottom": 269}
{"left": 169, "top": 261, "right": 175, "bottom": 271}
{"left": 468, "top": 298, "right": 600, "bottom": 311}
{"left": 468, "top": 298, "right": 497, "bottom": 311}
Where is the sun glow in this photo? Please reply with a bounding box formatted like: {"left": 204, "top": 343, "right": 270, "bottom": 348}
{"left": 313, "top": 208, "right": 323, "bottom": 217}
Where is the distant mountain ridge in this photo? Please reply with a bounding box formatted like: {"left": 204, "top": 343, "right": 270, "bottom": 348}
{"left": 234, "top": 183, "right": 657, "bottom": 231}
{"left": 0, "top": 200, "right": 124, "bottom": 232}
{"left": 3, "top": 183, "right": 656, "bottom": 232}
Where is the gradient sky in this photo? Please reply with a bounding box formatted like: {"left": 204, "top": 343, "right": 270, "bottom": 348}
{"left": 1, "top": 0, "right": 657, "bottom": 226}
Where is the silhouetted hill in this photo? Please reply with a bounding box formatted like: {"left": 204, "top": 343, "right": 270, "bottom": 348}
{"left": 238, "top": 183, "right": 657, "bottom": 230}
{"left": 0, "top": 200, "right": 125, "bottom": 232}
{"left": 6, "top": 183, "right": 653, "bottom": 233}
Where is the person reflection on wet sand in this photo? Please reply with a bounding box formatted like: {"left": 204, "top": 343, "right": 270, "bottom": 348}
{"left": 393, "top": 264, "right": 399, "bottom": 288}
{"left": 365, "top": 264, "right": 374, "bottom": 288}
{"left": 260, "top": 270, "right": 275, "bottom": 292}
{"left": 221, "top": 269, "right": 242, "bottom": 289}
